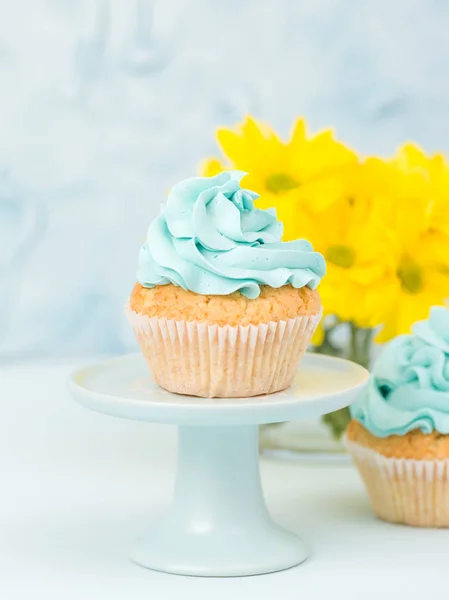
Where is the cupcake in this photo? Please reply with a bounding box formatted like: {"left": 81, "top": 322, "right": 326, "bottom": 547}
{"left": 126, "top": 171, "right": 325, "bottom": 398}
{"left": 347, "top": 306, "right": 449, "bottom": 527}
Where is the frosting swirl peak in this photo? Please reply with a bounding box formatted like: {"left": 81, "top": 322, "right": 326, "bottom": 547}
{"left": 351, "top": 306, "right": 449, "bottom": 437}
{"left": 137, "top": 171, "right": 325, "bottom": 298}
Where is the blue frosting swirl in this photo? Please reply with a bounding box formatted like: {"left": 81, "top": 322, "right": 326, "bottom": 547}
{"left": 137, "top": 171, "right": 325, "bottom": 298}
{"left": 351, "top": 306, "right": 449, "bottom": 437}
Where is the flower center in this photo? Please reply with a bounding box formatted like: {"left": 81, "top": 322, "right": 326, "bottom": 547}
{"left": 397, "top": 261, "right": 423, "bottom": 294}
{"left": 326, "top": 244, "right": 355, "bottom": 269}
{"left": 265, "top": 173, "right": 299, "bottom": 194}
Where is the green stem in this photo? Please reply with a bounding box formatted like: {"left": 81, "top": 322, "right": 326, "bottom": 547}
{"left": 349, "top": 322, "right": 358, "bottom": 362}
{"left": 361, "top": 328, "right": 373, "bottom": 368}
{"left": 321, "top": 323, "right": 373, "bottom": 440}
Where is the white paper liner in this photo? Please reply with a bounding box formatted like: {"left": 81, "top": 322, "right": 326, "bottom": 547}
{"left": 346, "top": 440, "right": 449, "bottom": 527}
{"left": 125, "top": 304, "right": 321, "bottom": 398}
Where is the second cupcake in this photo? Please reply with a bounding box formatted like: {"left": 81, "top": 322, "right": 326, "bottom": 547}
{"left": 347, "top": 306, "right": 449, "bottom": 527}
{"left": 127, "top": 171, "right": 325, "bottom": 398}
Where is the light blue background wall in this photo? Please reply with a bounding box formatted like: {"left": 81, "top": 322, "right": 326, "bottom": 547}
{"left": 2, "top": 0, "right": 449, "bottom": 359}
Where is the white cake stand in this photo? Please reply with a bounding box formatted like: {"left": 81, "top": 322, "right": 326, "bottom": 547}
{"left": 68, "top": 353, "right": 368, "bottom": 577}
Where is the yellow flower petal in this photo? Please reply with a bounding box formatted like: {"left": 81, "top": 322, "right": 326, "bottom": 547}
{"left": 393, "top": 142, "right": 427, "bottom": 171}
{"left": 217, "top": 116, "right": 285, "bottom": 173}
{"left": 289, "top": 129, "right": 357, "bottom": 182}
{"left": 288, "top": 118, "right": 307, "bottom": 151}
{"left": 200, "top": 158, "right": 226, "bottom": 177}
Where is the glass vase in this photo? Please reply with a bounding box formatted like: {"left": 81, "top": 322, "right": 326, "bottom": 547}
{"left": 259, "top": 322, "right": 372, "bottom": 461}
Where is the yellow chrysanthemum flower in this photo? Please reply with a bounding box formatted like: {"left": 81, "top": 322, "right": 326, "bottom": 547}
{"left": 376, "top": 242, "right": 449, "bottom": 341}
{"left": 291, "top": 159, "right": 405, "bottom": 329}
{"left": 202, "top": 116, "right": 357, "bottom": 239}
{"left": 374, "top": 146, "right": 449, "bottom": 341}
{"left": 393, "top": 142, "right": 449, "bottom": 238}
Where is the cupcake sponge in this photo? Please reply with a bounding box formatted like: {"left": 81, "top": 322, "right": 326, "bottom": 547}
{"left": 347, "top": 419, "right": 449, "bottom": 460}
{"left": 130, "top": 282, "right": 321, "bottom": 326}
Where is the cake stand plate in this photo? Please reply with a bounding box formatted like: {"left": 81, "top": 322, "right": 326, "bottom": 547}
{"left": 68, "top": 353, "right": 368, "bottom": 577}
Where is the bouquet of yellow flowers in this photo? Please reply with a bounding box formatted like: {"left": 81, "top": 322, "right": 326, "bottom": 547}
{"left": 201, "top": 116, "right": 449, "bottom": 438}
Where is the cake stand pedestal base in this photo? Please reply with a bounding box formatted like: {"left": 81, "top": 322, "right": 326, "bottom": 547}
{"left": 133, "top": 425, "right": 307, "bottom": 576}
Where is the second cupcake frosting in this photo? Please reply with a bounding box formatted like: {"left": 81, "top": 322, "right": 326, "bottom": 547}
{"left": 137, "top": 171, "right": 325, "bottom": 299}
{"left": 351, "top": 306, "right": 449, "bottom": 437}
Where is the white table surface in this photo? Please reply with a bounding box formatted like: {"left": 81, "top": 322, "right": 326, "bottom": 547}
{"left": 1, "top": 360, "right": 448, "bottom": 600}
